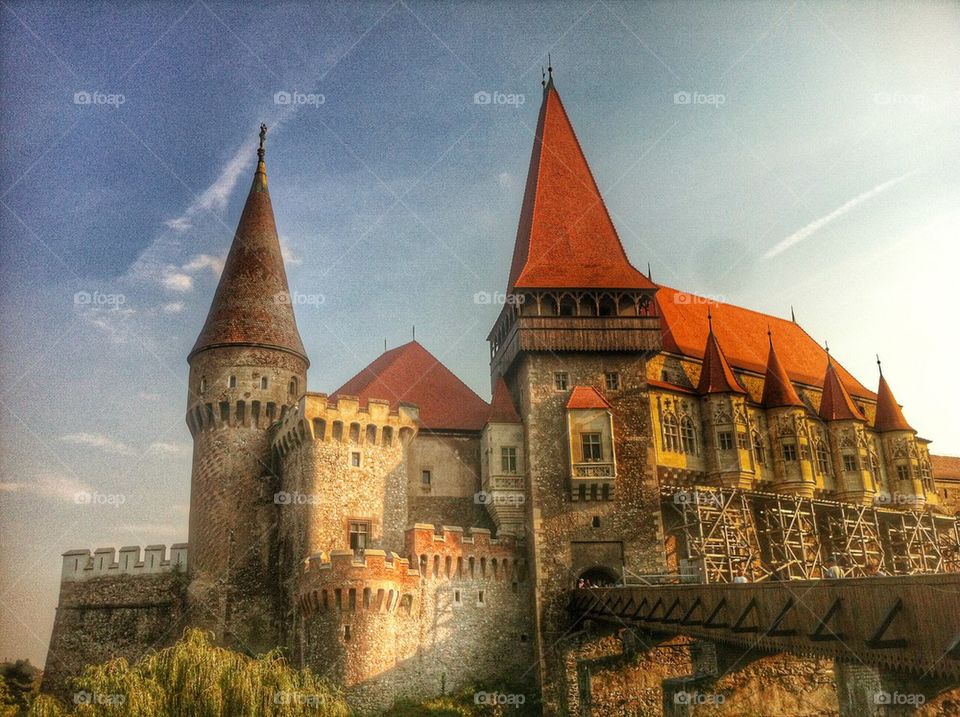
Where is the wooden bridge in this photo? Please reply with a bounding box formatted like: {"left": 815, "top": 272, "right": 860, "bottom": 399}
{"left": 569, "top": 573, "right": 960, "bottom": 679}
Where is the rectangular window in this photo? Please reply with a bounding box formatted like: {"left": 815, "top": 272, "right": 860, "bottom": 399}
{"left": 350, "top": 451, "right": 361, "bottom": 467}
{"left": 501, "top": 446, "right": 518, "bottom": 474}
{"left": 228, "top": 375, "right": 237, "bottom": 388}
{"left": 782, "top": 443, "right": 798, "bottom": 462}
{"left": 605, "top": 372, "right": 620, "bottom": 391}
{"left": 896, "top": 464, "right": 910, "bottom": 481}
{"left": 554, "top": 372, "right": 569, "bottom": 391}
{"left": 842, "top": 454, "right": 858, "bottom": 472}
{"left": 260, "top": 376, "right": 268, "bottom": 389}
{"left": 717, "top": 431, "right": 734, "bottom": 451}
{"left": 581, "top": 433, "right": 602, "bottom": 462}
{"left": 421, "top": 469, "right": 432, "bottom": 486}
{"left": 477, "top": 589, "right": 486, "bottom": 606}
{"left": 348, "top": 521, "right": 369, "bottom": 554}
{"left": 736, "top": 432, "right": 748, "bottom": 450}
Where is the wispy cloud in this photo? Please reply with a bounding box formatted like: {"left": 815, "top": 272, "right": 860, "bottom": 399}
{"left": 162, "top": 301, "right": 185, "bottom": 313}
{"left": 161, "top": 271, "right": 194, "bottom": 292}
{"left": 164, "top": 148, "right": 252, "bottom": 233}
{"left": 0, "top": 474, "right": 93, "bottom": 502}
{"left": 183, "top": 253, "right": 225, "bottom": 275}
{"left": 145, "top": 441, "right": 185, "bottom": 455}
{"left": 765, "top": 170, "right": 918, "bottom": 258}
{"left": 60, "top": 433, "right": 134, "bottom": 455}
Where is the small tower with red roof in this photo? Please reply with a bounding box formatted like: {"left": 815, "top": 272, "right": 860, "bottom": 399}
{"left": 761, "top": 333, "right": 817, "bottom": 497}
{"left": 817, "top": 353, "right": 877, "bottom": 505}
{"left": 696, "top": 316, "right": 753, "bottom": 489}
{"left": 480, "top": 377, "right": 526, "bottom": 534}
{"left": 185, "top": 125, "right": 309, "bottom": 653}
{"left": 873, "top": 361, "right": 933, "bottom": 508}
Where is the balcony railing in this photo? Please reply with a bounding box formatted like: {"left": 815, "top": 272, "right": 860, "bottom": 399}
{"left": 572, "top": 462, "right": 615, "bottom": 478}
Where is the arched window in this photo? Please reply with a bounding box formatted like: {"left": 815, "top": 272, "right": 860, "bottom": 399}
{"left": 199, "top": 377, "right": 207, "bottom": 394}
{"left": 559, "top": 295, "right": 577, "bottom": 317}
{"left": 261, "top": 376, "right": 268, "bottom": 390}
{"left": 752, "top": 430, "right": 765, "bottom": 465}
{"left": 288, "top": 377, "right": 298, "bottom": 396}
{"left": 680, "top": 417, "right": 697, "bottom": 454}
{"left": 816, "top": 440, "right": 831, "bottom": 476}
{"left": 662, "top": 415, "right": 681, "bottom": 453}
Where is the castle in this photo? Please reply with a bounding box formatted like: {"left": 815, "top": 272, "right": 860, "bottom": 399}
{"left": 43, "top": 74, "right": 957, "bottom": 714}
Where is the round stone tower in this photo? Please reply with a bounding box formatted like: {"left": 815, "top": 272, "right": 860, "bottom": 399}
{"left": 185, "top": 125, "right": 309, "bottom": 653}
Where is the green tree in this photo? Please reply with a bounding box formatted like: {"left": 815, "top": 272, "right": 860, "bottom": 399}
{"left": 29, "top": 629, "right": 349, "bottom": 717}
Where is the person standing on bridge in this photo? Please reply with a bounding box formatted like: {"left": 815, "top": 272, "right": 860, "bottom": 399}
{"left": 733, "top": 566, "right": 749, "bottom": 584}
{"left": 823, "top": 556, "right": 843, "bottom": 579}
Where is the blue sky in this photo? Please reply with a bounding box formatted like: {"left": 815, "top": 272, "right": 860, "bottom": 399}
{"left": 1, "top": 0, "right": 958, "bottom": 665}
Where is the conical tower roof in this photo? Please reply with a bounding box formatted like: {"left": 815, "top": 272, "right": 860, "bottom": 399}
{"left": 506, "top": 75, "right": 655, "bottom": 292}
{"left": 697, "top": 318, "right": 746, "bottom": 395}
{"left": 189, "top": 125, "right": 308, "bottom": 364}
{"left": 819, "top": 356, "right": 864, "bottom": 421}
{"left": 761, "top": 334, "right": 804, "bottom": 408}
{"left": 488, "top": 376, "right": 521, "bottom": 423}
{"left": 874, "top": 371, "right": 914, "bottom": 432}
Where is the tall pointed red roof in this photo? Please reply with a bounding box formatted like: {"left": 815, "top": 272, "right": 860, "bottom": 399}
{"left": 697, "top": 322, "right": 746, "bottom": 395}
{"left": 874, "top": 373, "right": 914, "bottom": 432}
{"left": 819, "top": 358, "right": 865, "bottom": 421}
{"left": 333, "top": 341, "right": 490, "bottom": 432}
{"left": 488, "top": 377, "right": 521, "bottom": 423}
{"left": 507, "top": 79, "right": 655, "bottom": 292}
{"left": 189, "top": 127, "right": 307, "bottom": 363}
{"left": 761, "top": 335, "right": 804, "bottom": 409}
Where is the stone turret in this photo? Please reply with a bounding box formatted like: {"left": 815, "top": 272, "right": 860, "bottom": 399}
{"left": 185, "top": 124, "right": 309, "bottom": 653}
{"left": 696, "top": 317, "right": 752, "bottom": 489}
{"left": 762, "top": 333, "right": 816, "bottom": 497}
{"left": 873, "top": 364, "right": 929, "bottom": 508}
{"left": 481, "top": 378, "right": 526, "bottom": 534}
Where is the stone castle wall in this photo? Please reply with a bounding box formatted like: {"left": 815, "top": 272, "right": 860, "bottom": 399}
{"left": 42, "top": 545, "right": 188, "bottom": 698}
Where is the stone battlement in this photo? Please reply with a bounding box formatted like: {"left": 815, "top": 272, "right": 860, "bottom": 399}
{"left": 60, "top": 544, "right": 188, "bottom": 582}
{"left": 298, "top": 549, "right": 420, "bottom": 618}
{"left": 405, "top": 524, "right": 528, "bottom": 582}
{"left": 273, "top": 392, "right": 419, "bottom": 458}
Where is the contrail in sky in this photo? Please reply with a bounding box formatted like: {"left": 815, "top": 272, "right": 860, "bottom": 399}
{"left": 765, "top": 170, "right": 918, "bottom": 258}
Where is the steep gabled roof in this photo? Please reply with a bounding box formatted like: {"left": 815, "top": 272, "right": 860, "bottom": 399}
{"left": 566, "top": 385, "right": 611, "bottom": 410}
{"left": 761, "top": 336, "right": 805, "bottom": 409}
{"left": 189, "top": 131, "right": 307, "bottom": 363}
{"left": 506, "top": 79, "right": 655, "bottom": 292}
{"left": 874, "top": 373, "right": 914, "bottom": 433}
{"left": 333, "top": 341, "right": 490, "bottom": 432}
{"left": 819, "top": 358, "right": 865, "bottom": 422}
{"left": 697, "top": 323, "right": 746, "bottom": 395}
{"left": 488, "top": 377, "right": 521, "bottom": 423}
{"left": 655, "top": 286, "right": 872, "bottom": 399}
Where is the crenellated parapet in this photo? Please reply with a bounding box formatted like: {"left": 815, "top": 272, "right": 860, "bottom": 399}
{"left": 60, "top": 544, "right": 188, "bottom": 582}
{"left": 272, "top": 392, "right": 419, "bottom": 459}
{"left": 405, "top": 524, "right": 529, "bottom": 582}
{"left": 297, "top": 549, "right": 420, "bottom": 618}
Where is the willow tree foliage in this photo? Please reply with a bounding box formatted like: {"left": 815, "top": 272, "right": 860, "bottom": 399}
{"left": 29, "top": 629, "right": 349, "bottom": 717}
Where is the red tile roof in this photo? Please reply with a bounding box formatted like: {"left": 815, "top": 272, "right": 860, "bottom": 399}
{"left": 507, "top": 80, "right": 656, "bottom": 292}
{"left": 488, "top": 377, "right": 521, "bottom": 423}
{"left": 566, "top": 385, "right": 611, "bottom": 410}
{"left": 761, "top": 336, "right": 805, "bottom": 409}
{"left": 190, "top": 147, "right": 308, "bottom": 363}
{"left": 697, "top": 326, "right": 746, "bottom": 395}
{"left": 819, "top": 358, "right": 865, "bottom": 422}
{"left": 333, "top": 341, "right": 490, "bottom": 432}
{"left": 874, "top": 374, "right": 914, "bottom": 433}
{"left": 932, "top": 455, "right": 960, "bottom": 480}
{"left": 655, "top": 286, "right": 873, "bottom": 400}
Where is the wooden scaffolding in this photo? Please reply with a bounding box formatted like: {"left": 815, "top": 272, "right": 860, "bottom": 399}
{"left": 753, "top": 493, "right": 823, "bottom": 579}
{"left": 881, "top": 510, "right": 943, "bottom": 574}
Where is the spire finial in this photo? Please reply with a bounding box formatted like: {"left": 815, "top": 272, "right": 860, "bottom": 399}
{"left": 412, "top": 325, "right": 416, "bottom": 341}
{"left": 876, "top": 354, "right": 883, "bottom": 376}
{"left": 541, "top": 66, "right": 546, "bottom": 88}
{"left": 647, "top": 262, "right": 652, "bottom": 280}
{"left": 791, "top": 305, "right": 796, "bottom": 323}
{"left": 707, "top": 310, "right": 713, "bottom": 331}
{"left": 547, "top": 54, "right": 553, "bottom": 81}
{"left": 258, "top": 123, "right": 267, "bottom": 160}
{"left": 767, "top": 325, "right": 773, "bottom": 346}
